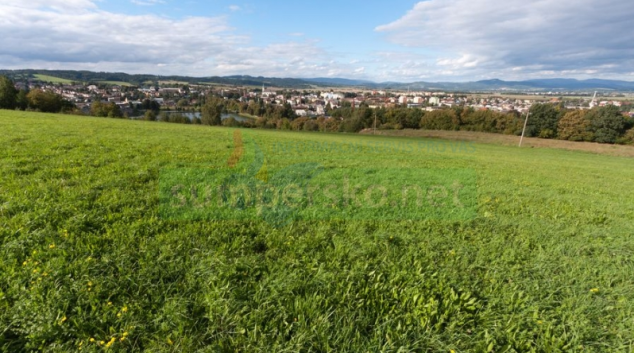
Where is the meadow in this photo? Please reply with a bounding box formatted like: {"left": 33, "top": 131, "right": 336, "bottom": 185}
{"left": 94, "top": 81, "right": 135, "bottom": 87}
{"left": 1, "top": 110, "right": 634, "bottom": 352}
{"left": 32, "top": 75, "right": 76, "bottom": 84}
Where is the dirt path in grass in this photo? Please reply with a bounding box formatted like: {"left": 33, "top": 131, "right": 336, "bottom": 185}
{"left": 360, "top": 129, "right": 634, "bottom": 158}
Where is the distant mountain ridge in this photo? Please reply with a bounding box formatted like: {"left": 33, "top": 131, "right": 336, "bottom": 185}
{"left": 1, "top": 69, "right": 634, "bottom": 91}
{"left": 373, "top": 78, "right": 634, "bottom": 91}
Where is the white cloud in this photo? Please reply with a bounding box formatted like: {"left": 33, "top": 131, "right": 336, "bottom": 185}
{"left": 228, "top": 5, "right": 241, "bottom": 12}
{"left": 131, "top": 0, "right": 166, "bottom": 6}
{"left": 0, "top": 1, "right": 368, "bottom": 79}
{"left": 376, "top": 0, "right": 634, "bottom": 80}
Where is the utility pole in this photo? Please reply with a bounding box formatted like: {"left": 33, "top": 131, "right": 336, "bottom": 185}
{"left": 519, "top": 111, "right": 530, "bottom": 147}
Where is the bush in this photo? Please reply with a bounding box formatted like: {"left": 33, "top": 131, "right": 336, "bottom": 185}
{"left": 290, "top": 117, "right": 309, "bottom": 131}
{"left": 28, "top": 89, "right": 67, "bottom": 113}
{"left": 91, "top": 101, "right": 122, "bottom": 118}
{"left": 420, "top": 110, "right": 459, "bottom": 130}
{"left": 0, "top": 75, "right": 17, "bottom": 110}
{"left": 587, "top": 106, "right": 625, "bottom": 144}
{"left": 617, "top": 128, "right": 634, "bottom": 145}
{"left": 143, "top": 110, "right": 157, "bottom": 121}
{"left": 303, "top": 119, "right": 319, "bottom": 132}
{"left": 557, "top": 110, "right": 593, "bottom": 141}
{"left": 222, "top": 117, "right": 240, "bottom": 127}
{"left": 527, "top": 104, "right": 561, "bottom": 138}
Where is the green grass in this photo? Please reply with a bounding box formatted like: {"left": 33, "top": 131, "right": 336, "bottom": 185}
{"left": 1, "top": 110, "right": 634, "bottom": 352}
{"left": 96, "top": 81, "right": 135, "bottom": 87}
{"left": 33, "top": 74, "right": 76, "bottom": 84}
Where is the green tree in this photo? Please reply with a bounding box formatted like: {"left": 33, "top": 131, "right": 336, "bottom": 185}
{"left": 527, "top": 104, "right": 561, "bottom": 138}
{"left": 0, "top": 75, "right": 18, "bottom": 110}
{"left": 201, "top": 98, "right": 224, "bottom": 126}
{"left": 144, "top": 110, "right": 157, "bottom": 121}
{"left": 107, "top": 103, "right": 122, "bottom": 118}
{"left": 587, "top": 105, "right": 626, "bottom": 144}
{"left": 91, "top": 101, "right": 122, "bottom": 118}
{"left": 16, "top": 89, "right": 29, "bottom": 110}
{"left": 420, "top": 109, "right": 459, "bottom": 130}
{"left": 27, "top": 89, "right": 64, "bottom": 113}
{"left": 557, "top": 110, "right": 593, "bottom": 141}
{"left": 177, "top": 99, "right": 189, "bottom": 108}
{"left": 621, "top": 128, "right": 634, "bottom": 145}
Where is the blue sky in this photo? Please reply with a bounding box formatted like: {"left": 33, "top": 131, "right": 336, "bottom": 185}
{"left": 1, "top": 0, "right": 634, "bottom": 82}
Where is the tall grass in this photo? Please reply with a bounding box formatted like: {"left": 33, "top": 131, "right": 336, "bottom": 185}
{"left": 1, "top": 110, "right": 633, "bottom": 352}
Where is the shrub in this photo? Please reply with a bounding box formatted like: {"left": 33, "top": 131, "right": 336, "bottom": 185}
{"left": 557, "top": 110, "right": 593, "bottom": 141}
{"left": 222, "top": 117, "right": 240, "bottom": 127}
{"left": 587, "top": 106, "right": 625, "bottom": 144}
{"left": 143, "top": 110, "right": 157, "bottom": 121}
{"left": 526, "top": 104, "right": 561, "bottom": 138}
{"left": 420, "top": 110, "right": 459, "bottom": 130}
{"left": 617, "top": 128, "right": 634, "bottom": 145}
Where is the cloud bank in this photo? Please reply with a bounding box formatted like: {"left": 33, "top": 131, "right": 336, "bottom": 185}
{"left": 0, "top": 1, "right": 362, "bottom": 78}
{"left": 1, "top": 0, "right": 633, "bottom": 81}
{"left": 375, "top": 0, "right": 634, "bottom": 81}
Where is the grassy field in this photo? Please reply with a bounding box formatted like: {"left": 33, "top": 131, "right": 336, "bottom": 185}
{"left": 362, "top": 129, "right": 634, "bottom": 158}
{"left": 95, "top": 81, "right": 135, "bottom": 87}
{"left": 33, "top": 74, "right": 76, "bottom": 84}
{"left": 158, "top": 80, "right": 190, "bottom": 86}
{"left": 1, "top": 110, "right": 634, "bottom": 352}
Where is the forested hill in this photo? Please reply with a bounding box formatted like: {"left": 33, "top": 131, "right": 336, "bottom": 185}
{"left": 3, "top": 69, "right": 634, "bottom": 91}
{"left": 0, "top": 70, "right": 321, "bottom": 88}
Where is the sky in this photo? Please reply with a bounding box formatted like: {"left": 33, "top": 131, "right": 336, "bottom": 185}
{"left": 1, "top": 0, "right": 633, "bottom": 82}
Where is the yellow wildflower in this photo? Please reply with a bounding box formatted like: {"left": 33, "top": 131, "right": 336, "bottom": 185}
{"left": 590, "top": 288, "right": 600, "bottom": 294}
{"left": 167, "top": 338, "right": 174, "bottom": 345}
{"left": 49, "top": 244, "right": 56, "bottom": 249}
{"left": 60, "top": 316, "right": 67, "bottom": 324}
{"left": 123, "top": 332, "right": 129, "bottom": 337}
{"left": 89, "top": 338, "right": 95, "bottom": 342}
{"left": 122, "top": 306, "right": 128, "bottom": 313}
{"left": 99, "top": 341, "right": 105, "bottom": 345}
{"left": 107, "top": 301, "right": 112, "bottom": 306}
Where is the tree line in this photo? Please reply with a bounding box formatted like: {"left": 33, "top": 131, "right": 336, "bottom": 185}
{"left": 0, "top": 76, "right": 75, "bottom": 113}
{"left": 205, "top": 101, "right": 634, "bottom": 144}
